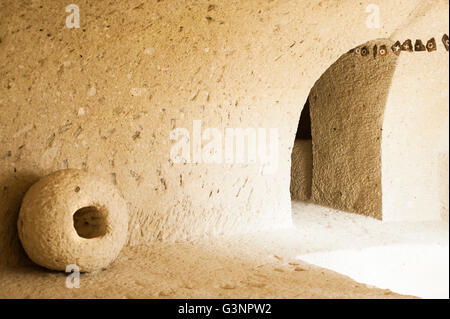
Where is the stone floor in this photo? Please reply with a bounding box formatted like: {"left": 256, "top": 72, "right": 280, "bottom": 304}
{"left": 1, "top": 201, "right": 447, "bottom": 299}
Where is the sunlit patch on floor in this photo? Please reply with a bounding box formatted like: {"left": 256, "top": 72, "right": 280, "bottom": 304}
{"left": 298, "top": 244, "right": 449, "bottom": 299}
{"left": 292, "top": 200, "right": 449, "bottom": 299}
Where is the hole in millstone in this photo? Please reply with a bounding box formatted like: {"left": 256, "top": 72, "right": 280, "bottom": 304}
{"left": 73, "top": 206, "right": 107, "bottom": 239}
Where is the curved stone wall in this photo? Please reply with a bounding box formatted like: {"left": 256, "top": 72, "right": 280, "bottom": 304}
{"left": 0, "top": 0, "right": 446, "bottom": 266}
{"left": 300, "top": 3, "right": 448, "bottom": 221}
{"left": 382, "top": 4, "right": 450, "bottom": 221}
{"left": 290, "top": 140, "right": 312, "bottom": 201}
{"left": 309, "top": 39, "right": 399, "bottom": 219}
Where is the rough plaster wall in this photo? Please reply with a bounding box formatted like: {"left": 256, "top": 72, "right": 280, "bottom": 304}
{"left": 382, "top": 3, "right": 450, "bottom": 221}
{"left": 0, "top": 0, "right": 431, "bottom": 266}
{"left": 290, "top": 140, "right": 312, "bottom": 201}
{"left": 439, "top": 152, "right": 449, "bottom": 221}
{"left": 310, "top": 39, "right": 398, "bottom": 219}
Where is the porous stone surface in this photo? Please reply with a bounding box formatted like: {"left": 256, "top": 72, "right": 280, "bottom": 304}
{"left": 17, "top": 169, "right": 128, "bottom": 272}
{"left": 308, "top": 3, "right": 449, "bottom": 220}
{"left": 0, "top": 220, "right": 420, "bottom": 299}
{"left": 0, "top": 0, "right": 448, "bottom": 266}
{"left": 309, "top": 39, "right": 399, "bottom": 219}
{"left": 290, "top": 140, "right": 312, "bottom": 201}
{"left": 382, "top": 4, "right": 450, "bottom": 221}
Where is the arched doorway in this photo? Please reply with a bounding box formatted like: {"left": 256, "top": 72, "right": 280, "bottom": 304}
{"left": 291, "top": 37, "right": 449, "bottom": 221}
{"left": 291, "top": 39, "right": 399, "bottom": 219}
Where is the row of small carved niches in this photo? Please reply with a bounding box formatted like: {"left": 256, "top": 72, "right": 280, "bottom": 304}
{"left": 350, "top": 34, "right": 449, "bottom": 58}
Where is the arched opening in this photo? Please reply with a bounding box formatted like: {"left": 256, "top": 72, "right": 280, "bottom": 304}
{"left": 291, "top": 36, "right": 449, "bottom": 222}
{"left": 291, "top": 39, "right": 399, "bottom": 219}
{"left": 290, "top": 37, "right": 448, "bottom": 299}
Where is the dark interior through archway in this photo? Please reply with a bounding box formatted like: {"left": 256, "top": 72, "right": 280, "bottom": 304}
{"left": 291, "top": 97, "right": 313, "bottom": 202}
{"left": 296, "top": 98, "right": 312, "bottom": 140}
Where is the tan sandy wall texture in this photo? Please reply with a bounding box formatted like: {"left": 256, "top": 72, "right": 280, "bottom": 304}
{"left": 382, "top": 3, "right": 449, "bottom": 221}
{"left": 309, "top": 39, "right": 398, "bottom": 219}
{"left": 0, "top": 0, "right": 447, "bottom": 266}
{"left": 292, "top": 2, "right": 448, "bottom": 221}
{"left": 290, "top": 139, "right": 312, "bottom": 201}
